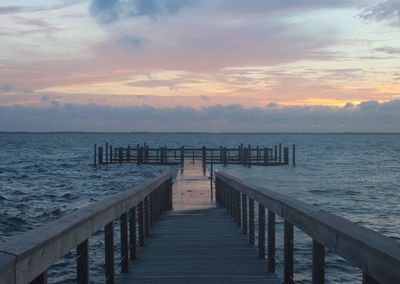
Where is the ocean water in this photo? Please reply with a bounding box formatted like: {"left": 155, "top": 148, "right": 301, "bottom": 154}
{"left": 1, "top": 133, "right": 399, "bottom": 283}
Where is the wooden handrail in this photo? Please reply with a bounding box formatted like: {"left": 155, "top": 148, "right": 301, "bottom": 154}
{"left": 0, "top": 170, "right": 173, "bottom": 284}
{"left": 215, "top": 171, "right": 400, "bottom": 284}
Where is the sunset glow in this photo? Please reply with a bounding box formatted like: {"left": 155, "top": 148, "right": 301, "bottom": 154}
{"left": 1, "top": 0, "right": 400, "bottom": 131}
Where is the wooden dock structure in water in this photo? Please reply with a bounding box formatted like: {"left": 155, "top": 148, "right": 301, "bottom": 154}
{"left": 117, "top": 161, "right": 279, "bottom": 283}
{"left": 93, "top": 143, "right": 296, "bottom": 167}
{"left": 1, "top": 160, "right": 400, "bottom": 284}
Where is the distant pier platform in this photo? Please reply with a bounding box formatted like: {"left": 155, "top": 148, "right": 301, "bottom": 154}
{"left": 93, "top": 143, "right": 296, "bottom": 167}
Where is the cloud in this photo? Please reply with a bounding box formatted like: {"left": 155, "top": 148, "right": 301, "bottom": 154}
{"left": 90, "top": 0, "right": 195, "bottom": 23}
{"left": 1, "top": 100, "right": 400, "bottom": 132}
{"left": 118, "top": 36, "right": 147, "bottom": 50}
{"left": 359, "top": 0, "right": 400, "bottom": 27}
{"left": 374, "top": 46, "right": 400, "bottom": 54}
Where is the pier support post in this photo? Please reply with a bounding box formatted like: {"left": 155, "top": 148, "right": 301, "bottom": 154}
{"left": 138, "top": 201, "right": 144, "bottom": 247}
{"left": 242, "top": 194, "right": 247, "bottom": 234}
{"left": 268, "top": 210, "right": 276, "bottom": 273}
{"left": 284, "top": 221, "right": 294, "bottom": 284}
{"left": 279, "top": 143, "right": 282, "bottom": 164}
{"left": 120, "top": 213, "right": 129, "bottom": 273}
{"left": 249, "top": 198, "right": 255, "bottom": 245}
{"left": 292, "top": 145, "right": 296, "bottom": 166}
{"left": 93, "top": 144, "right": 97, "bottom": 167}
{"left": 77, "top": 240, "right": 89, "bottom": 284}
{"left": 129, "top": 207, "right": 137, "bottom": 260}
{"left": 258, "top": 204, "right": 265, "bottom": 259}
{"left": 105, "top": 222, "right": 115, "bottom": 284}
{"left": 105, "top": 143, "right": 108, "bottom": 163}
{"left": 248, "top": 144, "right": 252, "bottom": 168}
{"left": 312, "top": 240, "right": 325, "bottom": 284}
{"left": 98, "top": 146, "right": 103, "bottom": 165}
{"left": 283, "top": 147, "right": 289, "bottom": 165}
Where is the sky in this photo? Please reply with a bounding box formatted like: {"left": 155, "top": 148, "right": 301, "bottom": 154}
{"left": 0, "top": 0, "right": 400, "bottom": 132}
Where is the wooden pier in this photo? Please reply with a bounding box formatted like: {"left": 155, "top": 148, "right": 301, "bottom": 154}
{"left": 1, "top": 160, "right": 400, "bottom": 284}
{"left": 117, "top": 161, "right": 279, "bottom": 283}
{"left": 93, "top": 143, "right": 296, "bottom": 167}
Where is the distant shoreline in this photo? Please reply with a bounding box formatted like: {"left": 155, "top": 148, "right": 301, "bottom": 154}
{"left": 0, "top": 131, "right": 399, "bottom": 135}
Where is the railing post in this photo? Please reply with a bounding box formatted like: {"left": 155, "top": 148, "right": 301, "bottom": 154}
{"left": 144, "top": 196, "right": 149, "bottom": 237}
{"left": 312, "top": 240, "right": 325, "bottom": 284}
{"left": 236, "top": 190, "right": 241, "bottom": 227}
{"left": 138, "top": 201, "right": 144, "bottom": 246}
{"left": 284, "top": 221, "right": 294, "bottom": 284}
{"left": 129, "top": 207, "right": 137, "bottom": 260}
{"left": 77, "top": 240, "right": 89, "bottom": 284}
{"left": 249, "top": 198, "right": 255, "bottom": 245}
{"left": 105, "top": 143, "right": 109, "bottom": 163}
{"left": 120, "top": 213, "right": 129, "bottom": 273}
{"left": 30, "top": 272, "right": 48, "bottom": 284}
{"left": 105, "top": 222, "right": 114, "bottom": 284}
{"left": 258, "top": 204, "right": 265, "bottom": 259}
{"left": 268, "top": 210, "right": 276, "bottom": 273}
{"left": 242, "top": 194, "right": 247, "bottom": 234}
{"left": 180, "top": 146, "right": 184, "bottom": 167}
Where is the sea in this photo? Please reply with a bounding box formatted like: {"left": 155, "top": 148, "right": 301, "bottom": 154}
{"left": 1, "top": 133, "right": 399, "bottom": 283}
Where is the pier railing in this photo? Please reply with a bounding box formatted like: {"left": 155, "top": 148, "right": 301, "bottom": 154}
{"left": 93, "top": 143, "right": 295, "bottom": 167}
{"left": 0, "top": 170, "right": 173, "bottom": 284}
{"left": 215, "top": 172, "right": 400, "bottom": 284}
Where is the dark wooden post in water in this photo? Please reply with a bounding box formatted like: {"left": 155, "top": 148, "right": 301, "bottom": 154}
{"left": 264, "top": 147, "right": 268, "bottom": 165}
{"left": 136, "top": 145, "right": 140, "bottom": 165}
{"left": 279, "top": 143, "right": 282, "bottom": 164}
{"left": 105, "top": 143, "right": 109, "bottom": 163}
{"left": 126, "top": 146, "right": 130, "bottom": 163}
{"left": 274, "top": 145, "right": 277, "bottom": 161}
{"left": 93, "top": 144, "right": 97, "bottom": 167}
{"left": 283, "top": 147, "right": 289, "bottom": 165}
{"left": 98, "top": 147, "right": 103, "bottom": 165}
{"left": 119, "top": 147, "right": 123, "bottom": 163}
{"left": 110, "top": 145, "right": 113, "bottom": 163}
{"left": 248, "top": 144, "right": 252, "bottom": 168}
{"left": 292, "top": 145, "right": 296, "bottom": 166}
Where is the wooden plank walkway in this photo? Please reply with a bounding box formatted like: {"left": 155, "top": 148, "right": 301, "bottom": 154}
{"left": 116, "top": 161, "right": 279, "bottom": 284}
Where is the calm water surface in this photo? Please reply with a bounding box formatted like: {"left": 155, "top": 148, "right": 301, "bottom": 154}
{"left": 1, "top": 133, "right": 399, "bottom": 283}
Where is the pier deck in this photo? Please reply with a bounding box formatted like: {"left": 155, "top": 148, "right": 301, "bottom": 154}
{"left": 116, "top": 161, "right": 279, "bottom": 283}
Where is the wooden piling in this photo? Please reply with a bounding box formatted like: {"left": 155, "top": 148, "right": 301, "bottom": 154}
{"left": 292, "top": 145, "right": 296, "bottom": 166}
{"left": 284, "top": 147, "right": 289, "bottom": 165}
{"left": 93, "top": 144, "right": 97, "bottom": 167}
